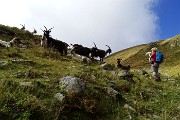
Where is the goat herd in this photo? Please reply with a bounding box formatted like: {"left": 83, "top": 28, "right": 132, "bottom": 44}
{"left": 0, "top": 25, "right": 112, "bottom": 62}
{"left": 0, "top": 25, "right": 133, "bottom": 71}
{"left": 41, "top": 26, "right": 112, "bottom": 62}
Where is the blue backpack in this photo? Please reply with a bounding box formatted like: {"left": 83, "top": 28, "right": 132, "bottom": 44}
{"left": 155, "top": 51, "right": 164, "bottom": 63}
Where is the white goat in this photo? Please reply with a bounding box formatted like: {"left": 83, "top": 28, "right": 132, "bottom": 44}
{"left": 40, "top": 35, "right": 45, "bottom": 47}
{"left": 145, "top": 52, "right": 152, "bottom": 62}
{"left": 71, "top": 49, "right": 91, "bottom": 63}
{"left": 0, "top": 38, "right": 19, "bottom": 48}
{"left": 40, "top": 35, "right": 48, "bottom": 48}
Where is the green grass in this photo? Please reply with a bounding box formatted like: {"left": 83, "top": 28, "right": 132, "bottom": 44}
{"left": 0, "top": 24, "right": 180, "bottom": 120}
{"left": 105, "top": 34, "right": 180, "bottom": 77}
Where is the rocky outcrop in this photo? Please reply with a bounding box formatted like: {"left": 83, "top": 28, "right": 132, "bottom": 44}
{"left": 59, "top": 76, "right": 86, "bottom": 96}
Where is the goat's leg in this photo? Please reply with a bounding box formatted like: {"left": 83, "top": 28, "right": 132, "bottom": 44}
{"left": 64, "top": 49, "right": 67, "bottom": 55}
{"left": 60, "top": 49, "right": 63, "bottom": 55}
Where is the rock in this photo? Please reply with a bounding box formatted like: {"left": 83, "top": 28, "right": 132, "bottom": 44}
{"left": 177, "top": 106, "right": 180, "bottom": 110}
{"left": 0, "top": 60, "right": 8, "bottom": 65}
{"left": 108, "top": 80, "right": 131, "bottom": 93}
{"left": 12, "top": 58, "right": 33, "bottom": 63}
{"left": 118, "top": 70, "right": 132, "bottom": 77}
{"left": 101, "top": 63, "right": 114, "bottom": 71}
{"left": 137, "top": 69, "right": 149, "bottom": 76}
{"left": 19, "top": 82, "right": 32, "bottom": 86}
{"left": 91, "top": 75, "right": 96, "bottom": 79}
{"left": 54, "top": 93, "right": 65, "bottom": 102}
{"left": 117, "top": 71, "right": 135, "bottom": 83}
{"left": 20, "top": 44, "right": 28, "bottom": 49}
{"left": 105, "top": 87, "right": 126, "bottom": 102}
{"left": 124, "top": 104, "right": 135, "bottom": 112}
{"left": 106, "top": 87, "right": 119, "bottom": 97}
{"left": 59, "top": 76, "right": 86, "bottom": 96}
{"left": 111, "top": 70, "right": 135, "bottom": 83}
{"left": 153, "top": 114, "right": 161, "bottom": 119}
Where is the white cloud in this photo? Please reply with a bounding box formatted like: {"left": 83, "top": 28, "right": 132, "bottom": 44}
{"left": 0, "top": 0, "right": 31, "bottom": 27}
{"left": 0, "top": 0, "right": 159, "bottom": 53}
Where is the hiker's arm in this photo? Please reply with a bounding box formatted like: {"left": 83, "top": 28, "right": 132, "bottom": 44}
{"left": 151, "top": 52, "right": 155, "bottom": 58}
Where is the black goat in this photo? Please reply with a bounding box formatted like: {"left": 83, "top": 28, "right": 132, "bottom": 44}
{"left": 20, "top": 24, "right": 25, "bottom": 30}
{"left": 42, "top": 26, "right": 68, "bottom": 55}
{"left": 117, "top": 58, "right": 130, "bottom": 70}
{"left": 91, "top": 42, "right": 112, "bottom": 61}
{"left": 70, "top": 44, "right": 93, "bottom": 58}
{"left": 32, "top": 28, "right": 37, "bottom": 34}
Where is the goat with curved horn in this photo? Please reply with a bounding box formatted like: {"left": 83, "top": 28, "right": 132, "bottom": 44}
{"left": 91, "top": 43, "right": 112, "bottom": 62}
{"left": 105, "top": 45, "right": 112, "bottom": 54}
{"left": 41, "top": 26, "right": 68, "bottom": 55}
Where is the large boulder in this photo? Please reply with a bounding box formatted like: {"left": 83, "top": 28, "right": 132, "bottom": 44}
{"left": 105, "top": 87, "right": 126, "bottom": 102}
{"left": 59, "top": 76, "right": 86, "bottom": 96}
{"left": 112, "top": 70, "right": 135, "bottom": 83}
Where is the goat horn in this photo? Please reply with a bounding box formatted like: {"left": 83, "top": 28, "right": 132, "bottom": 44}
{"left": 44, "top": 26, "right": 48, "bottom": 30}
{"left": 40, "top": 28, "right": 44, "bottom": 32}
{"left": 49, "top": 26, "right": 54, "bottom": 31}
{"left": 106, "top": 45, "right": 110, "bottom": 49}
{"left": 20, "top": 24, "right": 25, "bottom": 27}
{"left": 93, "top": 42, "right": 97, "bottom": 48}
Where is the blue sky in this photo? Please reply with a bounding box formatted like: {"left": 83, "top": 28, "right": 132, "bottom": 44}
{"left": 0, "top": 0, "right": 179, "bottom": 53}
{"left": 155, "top": 0, "right": 180, "bottom": 40}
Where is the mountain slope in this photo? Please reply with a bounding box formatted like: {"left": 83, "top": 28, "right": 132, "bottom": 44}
{"left": 105, "top": 35, "right": 180, "bottom": 76}
{"left": 0, "top": 24, "right": 180, "bottom": 120}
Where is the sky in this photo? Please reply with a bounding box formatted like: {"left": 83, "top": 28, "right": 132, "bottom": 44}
{"left": 0, "top": 0, "right": 180, "bottom": 53}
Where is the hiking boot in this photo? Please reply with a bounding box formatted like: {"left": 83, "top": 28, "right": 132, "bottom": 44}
{"left": 155, "top": 77, "right": 162, "bottom": 82}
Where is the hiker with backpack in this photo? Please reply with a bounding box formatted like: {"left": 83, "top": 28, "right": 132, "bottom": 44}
{"left": 146, "top": 47, "right": 163, "bottom": 82}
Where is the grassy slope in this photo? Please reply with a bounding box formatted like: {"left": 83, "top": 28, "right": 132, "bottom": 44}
{"left": 105, "top": 35, "right": 180, "bottom": 76}
{"left": 0, "top": 24, "right": 180, "bottom": 120}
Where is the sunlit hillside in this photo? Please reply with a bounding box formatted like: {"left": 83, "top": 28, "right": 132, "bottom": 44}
{"left": 0, "top": 24, "right": 180, "bottom": 120}
{"left": 105, "top": 35, "right": 180, "bottom": 76}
